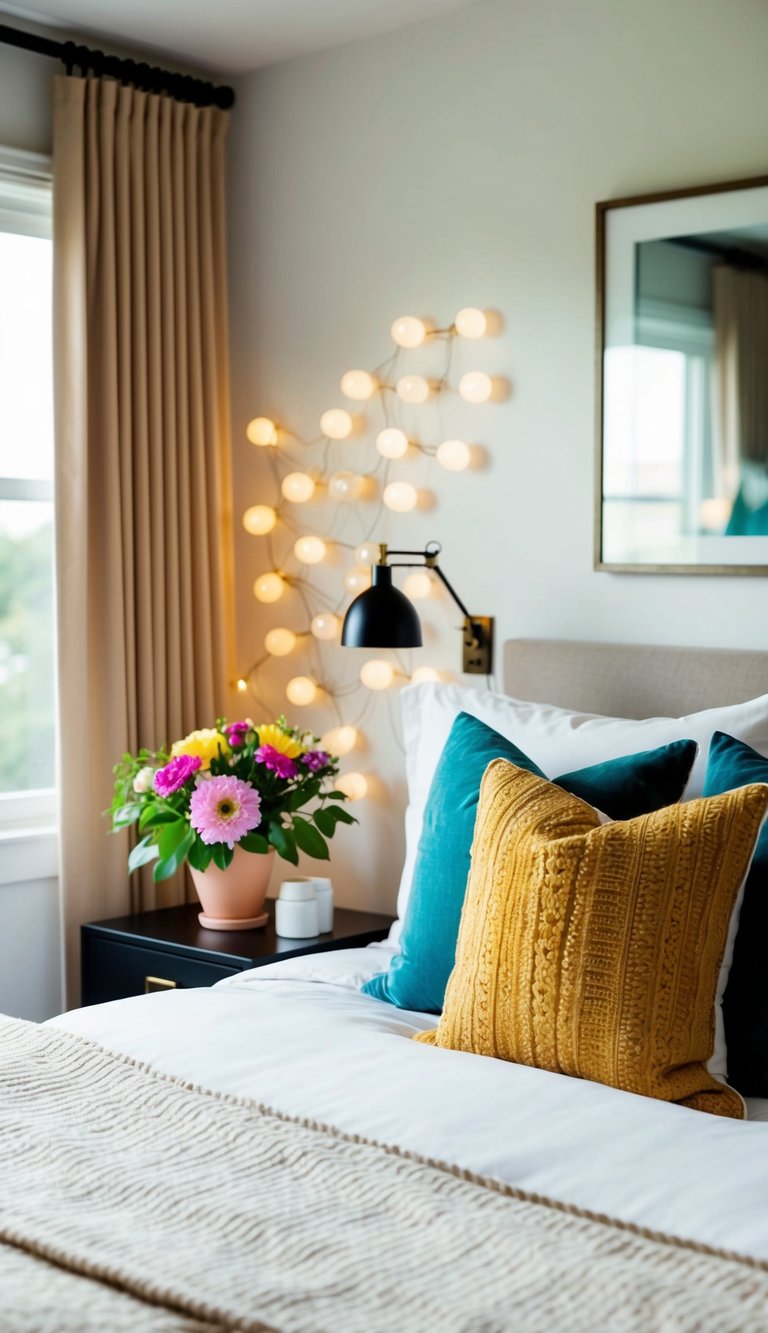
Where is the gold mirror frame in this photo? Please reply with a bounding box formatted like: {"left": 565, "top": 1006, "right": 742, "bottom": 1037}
{"left": 595, "top": 172, "right": 768, "bottom": 575}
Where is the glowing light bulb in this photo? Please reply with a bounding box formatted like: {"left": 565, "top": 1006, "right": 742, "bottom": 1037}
{"left": 340, "top": 369, "right": 377, "bottom": 401}
{"left": 322, "top": 725, "right": 358, "bottom": 757}
{"left": 411, "top": 666, "right": 441, "bottom": 684}
{"left": 246, "top": 416, "right": 278, "bottom": 446}
{"left": 454, "top": 307, "right": 487, "bottom": 339}
{"left": 383, "top": 481, "right": 417, "bottom": 513}
{"left": 376, "top": 427, "right": 409, "bottom": 459}
{"left": 360, "top": 659, "right": 395, "bottom": 691}
{"left": 355, "top": 543, "right": 379, "bottom": 566}
{"left": 281, "top": 472, "right": 315, "bottom": 503}
{"left": 253, "top": 572, "right": 286, "bottom": 604}
{"left": 242, "top": 504, "right": 277, "bottom": 535}
{"left": 236, "top": 677, "right": 248, "bottom": 693}
{"left": 344, "top": 566, "right": 371, "bottom": 594}
{"left": 396, "top": 374, "right": 430, "bottom": 404}
{"left": 336, "top": 771, "right": 368, "bottom": 801}
{"left": 311, "top": 613, "right": 340, "bottom": 641}
{"left": 329, "top": 470, "right": 362, "bottom": 500}
{"left": 390, "top": 315, "right": 427, "bottom": 349}
{"left": 436, "top": 439, "right": 471, "bottom": 472}
{"left": 403, "top": 571, "right": 432, "bottom": 599}
{"left": 264, "top": 627, "right": 296, "bottom": 657}
{"left": 320, "top": 408, "right": 353, "bottom": 439}
{"left": 458, "top": 371, "right": 493, "bottom": 404}
{"left": 294, "top": 535, "right": 327, "bottom": 564}
{"left": 286, "top": 676, "right": 318, "bottom": 707}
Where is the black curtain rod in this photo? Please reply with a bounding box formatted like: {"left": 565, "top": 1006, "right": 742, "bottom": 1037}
{"left": 0, "top": 21, "right": 235, "bottom": 109}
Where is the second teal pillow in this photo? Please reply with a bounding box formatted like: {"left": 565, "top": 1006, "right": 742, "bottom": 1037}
{"left": 363, "top": 712, "right": 697, "bottom": 1014}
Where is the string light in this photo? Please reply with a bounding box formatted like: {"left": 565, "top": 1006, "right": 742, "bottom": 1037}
{"left": 236, "top": 677, "right": 248, "bottom": 693}
{"left": 286, "top": 675, "right": 318, "bottom": 706}
{"left": 458, "top": 371, "right": 493, "bottom": 404}
{"left": 341, "top": 369, "right": 377, "bottom": 400}
{"left": 396, "top": 374, "right": 430, "bottom": 405}
{"left": 454, "top": 307, "right": 487, "bottom": 339}
{"left": 390, "top": 315, "right": 427, "bottom": 349}
{"left": 360, "top": 659, "right": 395, "bottom": 691}
{"left": 322, "top": 725, "right": 358, "bottom": 756}
{"left": 403, "top": 571, "right": 432, "bottom": 599}
{"left": 320, "top": 408, "right": 353, "bottom": 439}
{"left": 411, "top": 666, "right": 441, "bottom": 684}
{"left": 436, "top": 439, "right": 471, "bottom": 472}
{"left": 311, "top": 613, "right": 340, "bottom": 641}
{"left": 253, "top": 572, "right": 287, "bottom": 603}
{"left": 265, "top": 627, "right": 297, "bottom": 657}
{"left": 383, "top": 481, "right": 417, "bottom": 513}
{"left": 344, "top": 566, "right": 371, "bottom": 594}
{"left": 281, "top": 472, "right": 315, "bottom": 503}
{"left": 246, "top": 417, "right": 278, "bottom": 446}
{"left": 329, "top": 471, "right": 362, "bottom": 500}
{"left": 355, "top": 543, "right": 379, "bottom": 565}
{"left": 242, "top": 504, "right": 278, "bottom": 535}
{"left": 336, "top": 772, "right": 368, "bottom": 801}
{"left": 376, "top": 427, "right": 408, "bottom": 459}
{"left": 294, "top": 535, "right": 327, "bottom": 564}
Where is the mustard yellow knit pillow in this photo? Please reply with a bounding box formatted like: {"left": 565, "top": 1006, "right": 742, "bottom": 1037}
{"left": 416, "top": 761, "right": 768, "bottom": 1118}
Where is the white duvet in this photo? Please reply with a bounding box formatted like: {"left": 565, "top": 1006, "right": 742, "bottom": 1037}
{"left": 51, "top": 944, "right": 768, "bottom": 1263}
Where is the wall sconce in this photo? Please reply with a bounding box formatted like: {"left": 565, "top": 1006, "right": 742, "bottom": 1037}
{"left": 341, "top": 541, "right": 494, "bottom": 676}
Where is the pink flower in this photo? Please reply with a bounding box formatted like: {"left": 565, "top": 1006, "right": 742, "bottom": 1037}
{"left": 154, "top": 754, "right": 202, "bottom": 796}
{"left": 303, "top": 749, "right": 330, "bottom": 773}
{"left": 225, "top": 720, "right": 251, "bottom": 748}
{"left": 255, "top": 744, "right": 298, "bottom": 780}
{"left": 189, "top": 775, "right": 262, "bottom": 848}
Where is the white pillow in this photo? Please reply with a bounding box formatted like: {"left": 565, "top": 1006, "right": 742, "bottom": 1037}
{"left": 395, "top": 680, "right": 768, "bottom": 927}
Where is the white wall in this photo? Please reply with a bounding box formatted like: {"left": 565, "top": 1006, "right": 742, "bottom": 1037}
{"left": 227, "top": 0, "right": 768, "bottom": 917}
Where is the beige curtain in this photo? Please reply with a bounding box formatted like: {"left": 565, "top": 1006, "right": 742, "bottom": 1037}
{"left": 713, "top": 263, "right": 768, "bottom": 501}
{"left": 53, "top": 75, "right": 235, "bottom": 1006}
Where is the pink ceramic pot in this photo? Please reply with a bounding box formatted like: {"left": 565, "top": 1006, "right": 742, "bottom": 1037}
{"left": 189, "top": 846, "right": 274, "bottom": 930}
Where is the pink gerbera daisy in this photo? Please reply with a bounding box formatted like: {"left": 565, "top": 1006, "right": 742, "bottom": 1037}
{"left": 189, "top": 775, "right": 262, "bottom": 848}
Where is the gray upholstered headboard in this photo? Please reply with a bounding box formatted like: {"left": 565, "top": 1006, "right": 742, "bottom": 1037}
{"left": 503, "top": 640, "right": 768, "bottom": 720}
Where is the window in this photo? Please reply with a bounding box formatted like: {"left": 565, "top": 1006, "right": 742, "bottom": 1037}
{"left": 0, "top": 149, "right": 55, "bottom": 828}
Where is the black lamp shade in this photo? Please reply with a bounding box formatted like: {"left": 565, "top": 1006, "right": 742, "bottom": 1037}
{"left": 341, "top": 564, "right": 423, "bottom": 648}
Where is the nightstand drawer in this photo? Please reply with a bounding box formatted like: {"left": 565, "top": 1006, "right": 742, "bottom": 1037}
{"left": 82, "top": 935, "right": 241, "bottom": 1005}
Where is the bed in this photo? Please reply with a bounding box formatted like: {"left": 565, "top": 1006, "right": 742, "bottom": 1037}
{"left": 5, "top": 639, "right": 768, "bottom": 1331}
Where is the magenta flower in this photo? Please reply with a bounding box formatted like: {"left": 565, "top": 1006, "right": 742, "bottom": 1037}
{"left": 189, "top": 775, "right": 262, "bottom": 848}
{"left": 303, "top": 750, "right": 330, "bottom": 773}
{"left": 255, "top": 744, "right": 298, "bottom": 780}
{"left": 154, "top": 754, "right": 202, "bottom": 796}
{"left": 225, "top": 720, "right": 251, "bottom": 748}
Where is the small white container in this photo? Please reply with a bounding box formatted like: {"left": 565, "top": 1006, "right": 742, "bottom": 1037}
{"left": 312, "top": 878, "right": 334, "bottom": 933}
{"left": 276, "top": 879, "right": 319, "bottom": 938}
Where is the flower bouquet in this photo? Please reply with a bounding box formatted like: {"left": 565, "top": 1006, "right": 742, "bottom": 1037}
{"left": 109, "top": 717, "right": 356, "bottom": 882}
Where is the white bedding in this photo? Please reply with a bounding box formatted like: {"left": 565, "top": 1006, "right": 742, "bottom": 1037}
{"left": 51, "top": 944, "right": 768, "bottom": 1263}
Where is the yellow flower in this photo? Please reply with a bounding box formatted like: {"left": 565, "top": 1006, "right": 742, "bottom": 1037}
{"left": 255, "top": 723, "right": 303, "bottom": 759}
{"left": 170, "top": 728, "right": 230, "bottom": 770}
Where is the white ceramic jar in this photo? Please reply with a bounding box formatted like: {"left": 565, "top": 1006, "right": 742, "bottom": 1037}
{"left": 275, "top": 879, "right": 319, "bottom": 938}
{"left": 312, "top": 878, "right": 334, "bottom": 932}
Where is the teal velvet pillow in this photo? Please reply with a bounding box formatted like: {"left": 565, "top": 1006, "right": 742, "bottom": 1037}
{"left": 363, "top": 712, "right": 697, "bottom": 1014}
{"left": 703, "top": 731, "right": 768, "bottom": 1095}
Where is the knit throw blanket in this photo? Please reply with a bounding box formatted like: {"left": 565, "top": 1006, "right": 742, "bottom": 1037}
{"left": 2, "top": 1016, "right": 768, "bottom": 1332}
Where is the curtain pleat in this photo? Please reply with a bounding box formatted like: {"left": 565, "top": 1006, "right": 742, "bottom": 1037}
{"left": 53, "top": 75, "right": 235, "bottom": 1004}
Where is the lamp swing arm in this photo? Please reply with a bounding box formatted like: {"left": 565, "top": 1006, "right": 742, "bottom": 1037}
{"left": 377, "top": 543, "right": 475, "bottom": 631}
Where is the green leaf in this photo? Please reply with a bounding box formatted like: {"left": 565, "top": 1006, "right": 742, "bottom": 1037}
{"left": 112, "top": 802, "right": 141, "bottom": 828}
{"left": 313, "top": 807, "right": 335, "bottom": 837}
{"left": 325, "top": 804, "right": 357, "bottom": 826}
{"left": 157, "top": 819, "right": 189, "bottom": 861}
{"left": 269, "top": 823, "right": 299, "bottom": 866}
{"left": 292, "top": 817, "right": 329, "bottom": 861}
{"left": 138, "top": 804, "right": 180, "bottom": 832}
{"left": 152, "top": 827, "right": 196, "bottom": 881}
{"left": 127, "top": 835, "right": 160, "bottom": 874}
{"left": 187, "top": 837, "right": 213, "bottom": 872}
{"left": 238, "top": 832, "right": 270, "bottom": 855}
{"left": 211, "top": 842, "right": 235, "bottom": 871}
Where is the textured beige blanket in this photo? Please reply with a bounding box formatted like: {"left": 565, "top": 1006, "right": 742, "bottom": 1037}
{"left": 2, "top": 1014, "right": 768, "bottom": 1332}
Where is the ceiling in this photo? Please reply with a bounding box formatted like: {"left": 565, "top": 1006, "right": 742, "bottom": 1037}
{"left": 0, "top": 0, "right": 477, "bottom": 75}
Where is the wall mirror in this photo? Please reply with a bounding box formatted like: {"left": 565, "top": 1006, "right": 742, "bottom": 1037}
{"left": 596, "top": 174, "right": 768, "bottom": 573}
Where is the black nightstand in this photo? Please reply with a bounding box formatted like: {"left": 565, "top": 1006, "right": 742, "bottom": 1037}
{"left": 81, "top": 900, "right": 395, "bottom": 1006}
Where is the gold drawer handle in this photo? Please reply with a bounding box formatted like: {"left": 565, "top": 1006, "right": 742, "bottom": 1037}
{"left": 144, "top": 975, "right": 178, "bottom": 993}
